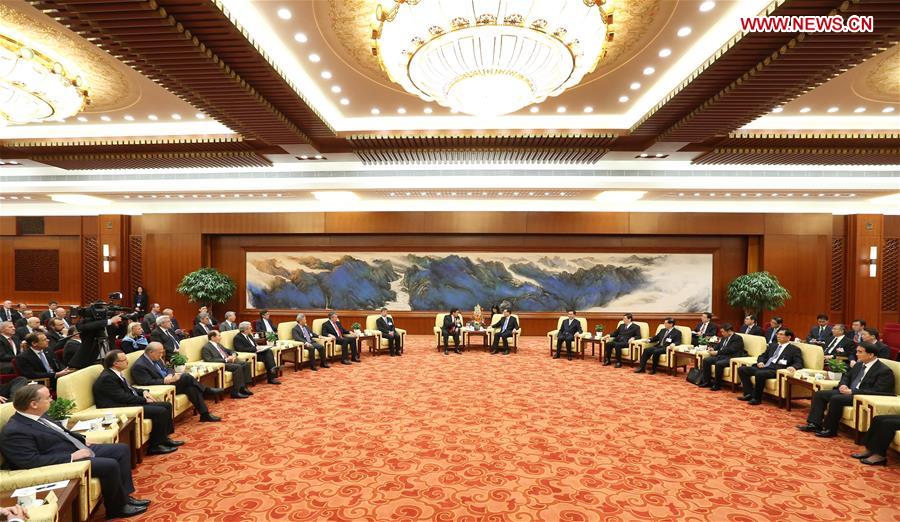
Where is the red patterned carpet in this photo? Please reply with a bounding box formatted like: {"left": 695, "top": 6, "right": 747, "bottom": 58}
{"left": 113, "top": 336, "right": 899, "bottom": 521}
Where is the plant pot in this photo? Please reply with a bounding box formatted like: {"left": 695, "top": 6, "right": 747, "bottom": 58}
{"left": 826, "top": 371, "right": 842, "bottom": 380}
{"left": 175, "top": 365, "right": 186, "bottom": 373}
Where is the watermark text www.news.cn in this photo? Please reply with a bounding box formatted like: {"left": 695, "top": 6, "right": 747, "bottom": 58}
{"left": 740, "top": 15, "right": 873, "bottom": 33}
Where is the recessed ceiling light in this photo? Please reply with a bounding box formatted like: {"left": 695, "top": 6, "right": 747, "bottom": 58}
{"left": 309, "top": 54, "right": 321, "bottom": 63}
{"left": 195, "top": 113, "right": 206, "bottom": 119}
{"left": 618, "top": 95, "right": 629, "bottom": 103}
{"left": 123, "top": 115, "right": 135, "bottom": 121}
{"left": 654, "top": 153, "right": 665, "bottom": 158}
{"left": 786, "top": 193, "right": 794, "bottom": 197}
{"left": 178, "top": 194, "right": 185, "bottom": 198}
{"left": 100, "top": 115, "right": 111, "bottom": 122}
{"left": 148, "top": 114, "right": 158, "bottom": 121}
{"left": 827, "top": 107, "right": 839, "bottom": 113}
{"left": 293, "top": 32, "right": 308, "bottom": 43}
{"left": 339, "top": 98, "right": 349, "bottom": 105}
{"left": 693, "top": 192, "right": 701, "bottom": 197}
{"left": 171, "top": 113, "right": 181, "bottom": 120}
{"left": 397, "top": 107, "right": 406, "bottom": 114}
{"left": 164, "top": 194, "right": 171, "bottom": 198}
{"left": 123, "top": 195, "right": 131, "bottom": 199}
{"left": 529, "top": 106, "right": 539, "bottom": 113}
{"left": 699, "top": 1, "right": 715, "bottom": 12}
{"left": 724, "top": 193, "right": 731, "bottom": 197}
{"left": 799, "top": 107, "right": 811, "bottom": 113}
{"left": 436, "top": 192, "right": 441, "bottom": 196}
{"left": 277, "top": 8, "right": 291, "bottom": 20}
{"left": 321, "top": 71, "right": 332, "bottom": 79}
{"left": 424, "top": 107, "right": 433, "bottom": 114}
{"left": 219, "top": 194, "right": 226, "bottom": 198}
{"left": 276, "top": 194, "right": 283, "bottom": 197}
{"left": 22, "top": 196, "right": 30, "bottom": 200}
{"left": 818, "top": 193, "right": 825, "bottom": 197}
{"left": 583, "top": 106, "right": 593, "bottom": 113}
{"left": 678, "top": 192, "right": 685, "bottom": 197}
{"left": 528, "top": 192, "right": 534, "bottom": 196}
{"left": 314, "top": 154, "right": 323, "bottom": 159}
{"left": 371, "top": 108, "right": 380, "bottom": 115}
{"left": 677, "top": 26, "right": 692, "bottom": 37}
{"left": 49, "top": 194, "right": 112, "bottom": 206}
{"left": 192, "top": 194, "right": 198, "bottom": 198}
{"left": 740, "top": 193, "right": 747, "bottom": 197}
{"left": 642, "top": 67, "right": 655, "bottom": 76}
{"left": 772, "top": 107, "right": 783, "bottom": 113}
{"left": 772, "top": 193, "right": 779, "bottom": 197}
{"left": 595, "top": 191, "right": 646, "bottom": 203}
{"left": 630, "top": 82, "right": 641, "bottom": 90}
{"left": 300, "top": 155, "right": 308, "bottom": 159}
{"left": 205, "top": 194, "right": 212, "bottom": 198}
{"left": 331, "top": 85, "right": 341, "bottom": 93}
{"left": 639, "top": 153, "right": 649, "bottom": 158}
{"left": 498, "top": 192, "right": 504, "bottom": 196}
{"left": 557, "top": 106, "right": 566, "bottom": 113}
{"left": 854, "top": 107, "right": 866, "bottom": 113}
{"left": 848, "top": 193, "right": 856, "bottom": 197}
{"left": 883, "top": 107, "right": 895, "bottom": 113}
{"left": 406, "top": 192, "right": 412, "bottom": 196}
{"left": 77, "top": 116, "right": 87, "bottom": 122}
{"left": 802, "top": 193, "right": 809, "bottom": 197}
{"left": 755, "top": 193, "right": 762, "bottom": 197}
{"left": 658, "top": 48, "right": 672, "bottom": 58}
{"left": 150, "top": 195, "right": 157, "bottom": 198}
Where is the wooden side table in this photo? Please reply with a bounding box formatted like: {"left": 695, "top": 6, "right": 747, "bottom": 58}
{"left": 462, "top": 330, "right": 490, "bottom": 351}
{"left": 354, "top": 334, "right": 377, "bottom": 356}
{"left": 783, "top": 374, "right": 817, "bottom": 411}
{"left": 578, "top": 337, "right": 604, "bottom": 359}
{"left": 0, "top": 477, "right": 80, "bottom": 522}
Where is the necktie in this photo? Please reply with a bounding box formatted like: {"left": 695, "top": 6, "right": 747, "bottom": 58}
{"left": 770, "top": 330, "right": 776, "bottom": 343}
{"left": 819, "top": 326, "right": 825, "bottom": 338}
{"left": 119, "top": 373, "right": 139, "bottom": 396}
{"left": 37, "top": 350, "right": 53, "bottom": 372}
{"left": 333, "top": 322, "right": 342, "bottom": 338}
{"left": 214, "top": 343, "right": 227, "bottom": 360}
{"left": 168, "top": 330, "right": 180, "bottom": 348}
{"left": 38, "top": 418, "right": 94, "bottom": 457}
{"left": 700, "top": 323, "right": 707, "bottom": 335}
{"left": 4, "top": 337, "right": 15, "bottom": 355}
{"left": 721, "top": 336, "right": 729, "bottom": 350}
{"left": 851, "top": 365, "right": 867, "bottom": 390}
{"left": 826, "top": 337, "right": 838, "bottom": 352}
{"left": 502, "top": 318, "right": 509, "bottom": 331}
{"left": 155, "top": 360, "right": 168, "bottom": 377}
{"left": 302, "top": 327, "right": 311, "bottom": 343}
{"left": 766, "top": 345, "right": 786, "bottom": 366}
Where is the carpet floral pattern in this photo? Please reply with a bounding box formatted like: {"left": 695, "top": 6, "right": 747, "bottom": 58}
{"left": 118, "top": 337, "right": 900, "bottom": 521}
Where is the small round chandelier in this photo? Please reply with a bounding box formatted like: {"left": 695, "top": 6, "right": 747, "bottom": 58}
{"left": 0, "top": 34, "right": 89, "bottom": 126}
{"left": 373, "top": 0, "right": 610, "bottom": 116}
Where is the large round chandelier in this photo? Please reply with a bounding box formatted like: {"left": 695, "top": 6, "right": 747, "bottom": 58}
{"left": 0, "top": 34, "right": 89, "bottom": 126}
{"left": 373, "top": 0, "right": 610, "bottom": 116}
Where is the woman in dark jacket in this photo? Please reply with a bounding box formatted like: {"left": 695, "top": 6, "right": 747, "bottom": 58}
{"left": 133, "top": 285, "right": 148, "bottom": 312}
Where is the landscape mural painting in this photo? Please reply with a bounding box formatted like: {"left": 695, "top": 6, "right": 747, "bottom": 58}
{"left": 246, "top": 252, "right": 713, "bottom": 313}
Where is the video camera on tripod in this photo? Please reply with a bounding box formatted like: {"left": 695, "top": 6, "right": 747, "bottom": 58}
{"left": 70, "top": 292, "right": 142, "bottom": 322}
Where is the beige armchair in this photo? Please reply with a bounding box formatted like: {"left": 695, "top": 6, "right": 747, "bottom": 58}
{"left": 489, "top": 314, "right": 521, "bottom": 353}
{"left": 775, "top": 342, "right": 826, "bottom": 406}
{"left": 849, "top": 358, "right": 900, "bottom": 442}
{"left": 122, "top": 350, "right": 191, "bottom": 420}
{"left": 660, "top": 325, "right": 695, "bottom": 374}
{"left": 365, "top": 314, "right": 407, "bottom": 355}
{"left": 546, "top": 316, "right": 588, "bottom": 357}
{"left": 614, "top": 321, "right": 649, "bottom": 365}
{"left": 726, "top": 334, "right": 769, "bottom": 391}
{"left": 310, "top": 318, "right": 338, "bottom": 358}
{"left": 433, "top": 313, "right": 450, "bottom": 351}
{"left": 180, "top": 334, "right": 230, "bottom": 390}
{"left": 730, "top": 340, "right": 821, "bottom": 404}
{"left": 220, "top": 329, "right": 261, "bottom": 379}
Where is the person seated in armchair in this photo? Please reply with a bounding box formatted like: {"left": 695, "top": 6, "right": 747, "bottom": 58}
{"left": 254, "top": 310, "right": 277, "bottom": 335}
{"left": 149, "top": 315, "right": 181, "bottom": 359}
{"left": 490, "top": 309, "right": 518, "bottom": 356}
{"left": 807, "top": 314, "right": 832, "bottom": 345}
{"left": 292, "top": 314, "right": 330, "bottom": 371}
{"left": 0, "top": 384, "right": 150, "bottom": 519}
{"left": 193, "top": 306, "right": 218, "bottom": 327}
{"left": 798, "top": 342, "right": 895, "bottom": 438}
{"left": 202, "top": 331, "right": 252, "bottom": 399}
{"left": 635, "top": 318, "right": 682, "bottom": 375}
{"left": 234, "top": 322, "right": 281, "bottom": 385}
{"left": 691, "top": 312, "right": 717, "bottom": 346}
{"left": 554, "top": 309, "right": 582, "bottom": 360}
{"left": 739, "top": 314, "right": 764, "bottom": 337}
{"left": 121, "top": 322, "right": 149, "bottom": 354}
{"left": 849, "top": 328, "right": 892, "bottom": 366}
{"left": 822, "top": 324, "right": 854, "bottom": 361}
{"left": 219, "top": 311, "right": 238, "bottom": 332}
{"left": 15, "top": 332, "right": 75, "bottom": 389}
{"left": 191, "top": 313, "right": 215, "bottom": 337}
{"left": 93, "top": 350, "right": 182, "bottom": 455}
{"left": 602, "top": 313, "right": 641, "bottom": 368}
{"left": 442, "top": 309, "right": 462, "bottom": 356}
{"left": 322, "top": 312, "right": 359, "bottom": 364}
{"left": 737, "top": 328, "right": 803, "bottom": 406}
{"left": 698, "top": 323, "right": 745, "bottom": 390}
{"left": 130, "top": 342, "right": 223, "bottom": 422}
{"left": 376, "top": 307, "right": 402, "bottom": 357}
{"left": 852, "top": 414, "right": 900, "bottom": 466}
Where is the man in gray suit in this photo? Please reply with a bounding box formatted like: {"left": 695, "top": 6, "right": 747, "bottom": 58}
{"left": 201, "top": 331, "right": 252, "bottom": 399}
{"left": 291, "top": 313, "right": 329, "bottom": 371}
{"left": 218, "top": 312, "right": 238, "bottom": 332}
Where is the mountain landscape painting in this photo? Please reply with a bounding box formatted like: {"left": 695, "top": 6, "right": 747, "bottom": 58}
{"left": 246, "top": 252, "right": 713, "bottom": 313}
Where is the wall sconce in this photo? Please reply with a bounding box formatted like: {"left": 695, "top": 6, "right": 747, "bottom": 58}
{"left": 102, "top": 244, "right": 112, "bottom": 273}
{"left": 867, "top": 245, "right": 877, "bottom": 278}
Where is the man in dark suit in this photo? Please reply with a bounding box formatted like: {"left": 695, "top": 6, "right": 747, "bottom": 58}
{"left": 131, "top": 342, "right": 222, "bottom": 422}
{"left": 490, "top": 309, "right": 519, "bottom": 355}
{"left": 46, "top": 317, "right": 69, "bottom": 352}
{"left": 38, "top": 300, "right": 58, "bottom": 325}
{"left": 853, "top": 328, "right": 892, "bottom": 363}
{"left": 15, "top": 316, "right": 42, "bottom": 342}
{"left": 292, "top": 314, "right": 330, "bottom": 371}
{"left": 255, "top": 310, "right": 277, "bottom": 335}
{"left": 15, "top": 332, "right": 75, "bottom": 388}
{"left": 62, "top": 326, "right": 81, "bottom": 368}
{"left": 635, "top": 318, "right": 682, "bottom": 374}
{"left": 161, "top": 308, "right": 186, "bottom": 339}
{"left": 554, "top": 309, "right": 582, "bottom": 360}
{"left": 149, "top": 315, "right": 181, "bottom": 359}
{"left": 0, "top": 384, "right": 149, "bottom": 519}
{"left": 0, "top": 300, "right": 20, "bottom": 324}
{"left": 763, "top": 316, "right": 784, "bottom": 344}
{"left": 691, "top": 312, "right": 717, "bottom": 346}
{"left": 737, "top": 328, "right": 804, "bottom": 405}
{"left": 0, "top": 320, "right": 19, "bottom": 374}
{"left": 798, "top": 343, "right": 896, "bottom": 437}
{"left": 698, "top": 323, "right": 746, "bottom": 390}
{"left": 69, "top": 315, "right": 124, "bottom": 370}
{"left": 92, "top": 350, "right": 181, "bottom": 455}
{"left": 807, "top": 314, "right": 832, "bottom": 345}
{"left": 193, "top": 306, "right": 218, "bottom": 327}
{"left": 202, "top": 331, "right": 252, "bottom": 398}
{"left": 853, "top": 414, "right": 900, "bottom": 466}
{"left": 602, "top": 313, "right": 642, "bottom": 368}
{"left": 441, "top": 309, "right": 463, "bottom": 356}
{"left": 739, "top": 315, "right": 764, "bottom": 337}
{"left": 219, "top": 311, "right": 238, "bottom": 332}
{"left": 822, "top": 324, "right": 854, "bottom": 360}
{"left": 14, "top": 308, "right": 32, "bottom": 329}
{"left": 142, "top": 303, "right": 161, "bottom": 333}
{"left": 191, "top": 313, "right": 215, "bottom": 337}
{"left": 849, "top": 319, "right": 866, "bottom": 345}
{"left": 234, "top": 322, "right": 281, "bottom": 385}
{"left": 376, "top": 307, "right": 402, "bottom": 357}
{"left": 322, "top": 311, "right": 358, "bottom": 364}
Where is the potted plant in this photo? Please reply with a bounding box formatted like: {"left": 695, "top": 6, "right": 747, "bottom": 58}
{"left": 595, "top": 324, "right": 604, "bottom": 339}
{"left": 697, "top": 335, "right": 710, "bottom": 347}
{"left": 176, "top": 267, "right": 237, "bottom": 316}
{"left": 265, "top": 332, "right": 278, "bottom": 345}
{"left": 726, "top": 271, "right": 792, "bottom": 319}
{"left": 170, "top": 353, "right": 188, "bottom": 373}
{"left": 825, "top": 358, "right": 848, "bottom": 381}
{"left": 351, "top": 322, "right": 362, "bottom": 334}
{"left": 47, "top": 398, "right": 76, "bottom": 426}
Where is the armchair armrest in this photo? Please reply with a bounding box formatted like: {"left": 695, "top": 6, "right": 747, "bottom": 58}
{"left": 855, "top": 394, "right": 900, "bottom": 417}
{"left": 547, "top": 329, "right": 559, "bottom": 338}
{"left": 71, "top": 406, "right": 142, "bottom": 423}
{"left": 730, "top": 356, "right": 757, "bottom": 367}
{"left": 85, "top": 428, "right": 119, "bottom": 444}
{"left": 134, "top": 384, "right": 175, "bottom": 401}
{"left": 0, "top": 461, "right": 90, "bottom": 490}
{"left": 396, "top": 328, "right": 407, "bottom": 335}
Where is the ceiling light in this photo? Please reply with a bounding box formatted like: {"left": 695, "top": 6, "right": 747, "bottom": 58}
{"left": 638, "top": 153, "right": 649, "bottom": 158}
{"left": 397, "top": 107, "right": 406, "bottom": 114}
{"left": 699, "top": 1, "right": 716, "bottom": 12}
{"left": 677, "top": 27, "right": 692, "bottom": 37}
{"left": 799, "top": 107, "right": 811, "bottom": 113}
{"left": 618, "top": 95, "right": 629, "bottom": 103}
{"left": 277, "top": 8, "right": 291, "bottom": 20}
{"left": 299, "top": 155, "right": 308, "bottom": 159}
{"left": 772, "top": 107, "right": 783, "bottom": 113}
{"left": 658, "top": 48, "right": 672, "bottom": 58}
{"left": 557, "top": 106, "right": 566, "bottom": 113}
{"left": 827, "top": 107, "right": 839, "bottom": 113}
{"left": 818, "top": 193, "right": 825, "bottom": 197}
{"left": 528, "top": 192, "right": 534, "bottom": 196}
{"left": 50, "top": 194, "right": 112, "bottom": 206}
{"left": 370, "top": 108, "right": 380, "bottom": 115}
{"left": 529, "top": 106, "right": 539, "bottom": 113}
{"left": 693, "top": 193, "right": 701, "bottom": 197}
{"left": 373, "top": 1, "right": 610, "bottom": 116}
{"left": 0, "top": 35, "right": 89, "bottom": 125}
{"left": 77, "top": 116, "right": 87, "bottom": 122}
{"left": 276, "top": 194, "right": 283, "bottom": 197}
{"left": 321, "top": 71, "right": 332, "bottom": 79}
{"left": 883, "top": 107, "right": 895, "bottom": 113}
{"left": 171, "top": 113, "right": 181, "bottom": 120}
{"left": 22, "top": 196, "right": 30, "bottom": 199}
{"left": 339, "top": 98, "right": 349, "bottom": 105}
{"left": 630, "top": 82, "right": 641, "bottom": 90}
{"left": 583, "top": 106, "right": 593, "bottom": 113}
{"left": 314, "top": 154, "right": 323, "bottom": 159}
{"left": 123, "top": 115, "right": 134, "bottom": 121}
{"left": 123, "top": 195, "right": 131, "bottom": 199}
{"left": 724, "top": 193, "right": 731, "bottom": 197}
{"left": 642, "top": 67, "right": 655, "bottom": 75}
{"left": 148, "top": 114, "right": 158, "bottom": 120}
{"left": 755, "top": 193, "right": 762, "bottom": 197}
{"left": 740, "top": 193, "right": 747, "bottom": 197}
{"left": 331, "top": 85, "right": 341, "bottom": 93}
{"left": 654, "top": 153, "right": 665, "bottom": 158}
{"left": 195, "top": 113, "right": 206, "bottom": 119}
{"left": 677, "top": 192, "right": 684, "bottom": 197}
{"left": 854, "top": 107, "right": 866, "bottom": 113}
{"left": 100, "top": 115, "right": 111, "bottom": 122}
{"left": 309, "top": 54, "right": 321, "bottom": 63}
{"left": 594, "top": 191, "right": 646, "bottom": 203}
{"left": 178, "top": 194, "right": 184, "bottom": 198}
{"left": 294, "top": 33, "right": 308, "bottom": 43}
{"left": 424, "top": 107, "right": 433, "bottom": 114}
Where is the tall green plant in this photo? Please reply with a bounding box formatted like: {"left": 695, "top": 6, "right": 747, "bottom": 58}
{"left": 726, "top": 271, "right": 791, "bottom": 317}
{"left": 176, "top": 267, "right": 236, "bottom": 309}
